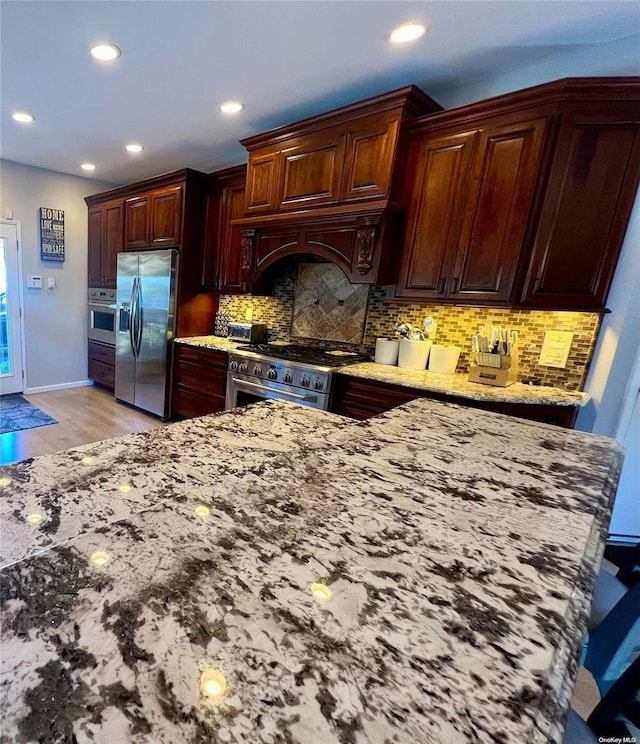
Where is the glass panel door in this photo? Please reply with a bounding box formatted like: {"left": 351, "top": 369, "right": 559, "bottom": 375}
{"left": 0, "top": 237, "right": 10, "bottom": 376}
{"left": 0, "top": 223, "right": 24, "bottom": 395}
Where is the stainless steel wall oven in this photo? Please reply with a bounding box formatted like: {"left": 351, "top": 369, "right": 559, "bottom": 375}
{"left": 88, "top": 288, "right": 116, "bottom": 345}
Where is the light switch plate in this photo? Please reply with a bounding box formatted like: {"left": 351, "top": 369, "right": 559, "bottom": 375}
{"left": 47, "top": 277, "right": 56, "bottom": 289}
{"left": 539, "top": 330, "right": 573, "bottom": 368}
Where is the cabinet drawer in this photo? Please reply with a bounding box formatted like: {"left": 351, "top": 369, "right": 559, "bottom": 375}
{"left": 89, "top": 358, "right": 115, "bottom": 390}
{"left": 174, "top": 344, "right": 228, "bottom": 369}
{"left": 175, "top": 362, "right": 226, "bottom": 397}
{"left": 173, "top": 387, "right": 226, "bottom": 419}
{"left": 89, "top": 341, "right": 115, "bottom": 365}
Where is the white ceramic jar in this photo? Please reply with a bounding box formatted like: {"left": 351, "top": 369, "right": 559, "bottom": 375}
{"left": 397, "top": 339, "right": 432, "bottom": 370}
{"left": 374, "top": 338, "right": 400, "bottom": 365}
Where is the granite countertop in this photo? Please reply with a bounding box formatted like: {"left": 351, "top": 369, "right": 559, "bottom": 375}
{"left": 175, "top": 335, "right": 246, "bottom": 353}
{"left": 339, "top": 361, "right": 591, "bottom": 407}
{"left": 175, "top": 337, "right": 589, "bottom": 407}
{"left": 0, "top": 398, "right": 621, "bottom": 744}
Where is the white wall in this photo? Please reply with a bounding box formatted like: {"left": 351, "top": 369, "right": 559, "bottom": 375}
{"left": 0, "top": 160, "right": 118, "bottom": 392}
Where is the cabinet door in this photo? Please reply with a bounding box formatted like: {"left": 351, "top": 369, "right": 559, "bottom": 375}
{"left": 102, "top": 201, "right": 124, "bottom": 288}
{"left": 522, "top": 110, "right": 640, "bottom": 309}
{"left": 88, "top": 207, "right": 104, "bottom": 286}
{"left": 340, "top": 119, "right": 398, "bottom": 202}
{"left": 395, "top": 130, "right": 477, "bottom": 300}
{"left": 124, "top": 195, "right": 150, "bottom": 249}
{"left": 245, "top": 152, "right": 279, "bottom": 213}
{"left": 278, "top": 134, "right": 345, "bottom": 210}
{"left": 449, "top": 116, "right": 548, "bottom": 304}
{"left": 217, "top": 178, "right": 247, "bottom": 293}
{"left": 149, "top": 186, "right": 183, "bottom": 246}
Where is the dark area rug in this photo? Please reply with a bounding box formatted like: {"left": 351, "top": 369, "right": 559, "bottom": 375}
{"left": 0, "top": 394, "right": 58, "bottom": 434}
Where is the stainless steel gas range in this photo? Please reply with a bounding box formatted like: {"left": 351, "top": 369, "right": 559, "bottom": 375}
{"left": 226, "top": 344, "right": 370, "bottom": 411}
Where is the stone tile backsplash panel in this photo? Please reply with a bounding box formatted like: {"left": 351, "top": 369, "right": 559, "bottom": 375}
{"left": 218, "top": 261, "right": 601, "bottom": 390}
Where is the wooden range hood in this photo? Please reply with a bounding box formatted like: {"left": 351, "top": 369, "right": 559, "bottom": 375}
{"left": 231, "top": 85, "right": 442, "bottom": 285}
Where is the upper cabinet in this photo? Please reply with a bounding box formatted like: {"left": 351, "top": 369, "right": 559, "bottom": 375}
{"left": 397, "top": 115, "right": 548, "bottom": 304}
{"left": 234, "top": 86, "right": 443, "bottom": 285}
{"left": 85, "top": 169, "right": 213, "bottom": 336}
{"left": 87, "top": 199, "right": 124, "bottom": 288}
{"left": 395, "top": 78, "right": 640, "bottom": 310}
{"left": 201, "top": 165, "right": 247, "bottom": 293}
{"left": 123, "top": 184, "right": 183, "bottom": 250}
{"left": 520, "top": 103, "right": 640, "bottom": 309}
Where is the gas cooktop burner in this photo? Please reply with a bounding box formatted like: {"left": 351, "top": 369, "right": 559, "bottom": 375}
{"left": 235, "top": 343, "right": 370, "bottom": 368}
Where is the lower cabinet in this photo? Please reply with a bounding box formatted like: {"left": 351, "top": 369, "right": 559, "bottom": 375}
{"left": 88, "top": 341, "right": 115, "bottom": 391}
{"left": 331, "top": 375, "right": 579, "bottom": 428}
{"left": 172, "top": 344, "right": 228, "bottom": 418}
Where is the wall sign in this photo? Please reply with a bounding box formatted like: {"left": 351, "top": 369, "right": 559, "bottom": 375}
{"left": 39, "top": 207, "right": 65, "bottom": 262}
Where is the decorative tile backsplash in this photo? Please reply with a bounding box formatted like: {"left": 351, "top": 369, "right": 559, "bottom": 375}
{"left": 218, "top": 261, "right": 601, "bottom": 391}
{"left": 291, "top": 264, "right": 369, "bottom": 343}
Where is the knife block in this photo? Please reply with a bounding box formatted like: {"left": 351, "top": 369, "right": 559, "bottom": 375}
{"left": 468, "top": 348, "right": 519, "bottom": 387}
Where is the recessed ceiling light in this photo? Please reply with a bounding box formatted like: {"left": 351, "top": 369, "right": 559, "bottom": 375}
{"left": 12, "top": 111, "right": 35, "bottom": 124}
{"left": 125, "top": 143, "right": 143, "bottom": 153}
{"left": 81, "top": 163, "right": 96, "bottom": 172}
{"left": 220, "top": 101, "right": 244, "bottom": 114}
{"left": 389, "top": 23, "right": 426, "bottom": 44}
{"left": 90, "top": 43, "right": 121, "bottom": 62}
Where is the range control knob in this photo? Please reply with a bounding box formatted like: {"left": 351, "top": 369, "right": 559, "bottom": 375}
{"left": 314, "top": 378, "right": 324, "bottom": 391}
{"left": 229, "top": 360, "right": 238, "bottom": 371}
{"left": 238, "top": 362, "right": 248, "bottom": 374}
{"left": 283, "top": 371, "right": 293, "bottom": 384}
{"left": 267, "top": 367, "right": 278, "bottom": 380}
{"left": 253, "top": 365, "right": 262, "bottom": 377}
{"left": 301, "top": 376, "right": 310, "bottom": 388}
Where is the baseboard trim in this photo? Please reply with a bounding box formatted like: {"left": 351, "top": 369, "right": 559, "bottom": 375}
{"left": 24, "top": 380, "right": 94, "bottom": 394}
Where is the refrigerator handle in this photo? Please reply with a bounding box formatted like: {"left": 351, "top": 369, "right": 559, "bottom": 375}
{"left": 135, "top": 278, "right": 143, "bottom": 356}
{"left": 129, "top": 277, "right": 138, "bottom": 358}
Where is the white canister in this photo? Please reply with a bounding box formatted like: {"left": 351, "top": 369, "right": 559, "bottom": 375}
{"left": 374, "top": 338, "right": 400, "bottom": 366}
{"left": 397, "top": 339, "right": 432, "bottom": 370}
{"left": 428, "top": 345, "right": 462, "bottom": 375}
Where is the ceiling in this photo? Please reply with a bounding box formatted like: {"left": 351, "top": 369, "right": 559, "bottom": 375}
{"left": 1, "top": 0, "right": 639, "bottom": 186}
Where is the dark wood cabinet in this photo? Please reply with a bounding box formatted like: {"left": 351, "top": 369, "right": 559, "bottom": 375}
{"left": 86, "top": 169, "right": 214, "bottom": 340}
{"left": 87, "top": 199, "right": 124, "bottom": 288}
{"left": 201, "top": 165, "right": 248, "bottom": 293}
{"left": 172, "top": 344, "right": 228, "bottom": 418}
{"left": 331, "top": 374, "right": 579, "bottom": 428}
{"left": 88, "top": 340, "right": 115, "bottom": 390}
{"left": 235, "top": 86, "right": 442, "bottom": 285}
{"left": 520, "top": 104, "right": 640, "bottom": 309}
{"left": 396, "top": 114, "right": 549, "bottom": 304}
{"left": 124, "top": 185, "right": 183, "bottom": 250}
{"left": 396, "top": 77, "right": 640, "bottom": 311}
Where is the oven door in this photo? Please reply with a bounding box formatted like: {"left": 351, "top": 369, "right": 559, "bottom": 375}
{"left": 88, "top": 302, "right": 116, "bottom": 345}
{"left": 226, "top": 373, "right": 329, "bottom": 411}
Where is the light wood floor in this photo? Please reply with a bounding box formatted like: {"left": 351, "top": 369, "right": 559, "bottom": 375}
{"left": 0, "top": 385, "right": 162, "bottom": 465}
{"left": 0, "top": 384, "right": 601, "bottom": 721}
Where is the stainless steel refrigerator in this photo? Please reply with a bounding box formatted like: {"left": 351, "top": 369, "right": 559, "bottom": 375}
{"left": 115, "top": 249, "right": 178, "bottom": 418}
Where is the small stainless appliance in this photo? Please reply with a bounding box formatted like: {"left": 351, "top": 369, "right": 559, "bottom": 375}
{"left": 226, "top": 344, "right": 369, "bottom": 411}
{"left": 227, "top": 322, "right": 268, "bottom": 344}
{"left": 88, "top": 287, "right": 116, "bottom": 345}
{"left": 115, "top": 249, "right": 178, "bottom": 418}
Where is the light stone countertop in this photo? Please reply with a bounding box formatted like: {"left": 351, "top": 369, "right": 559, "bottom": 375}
{"left": 0, "top": 398, "right": 621, "bottom": 743}
{"left": 175, "top": 335, "right": 246, "bottom": 352}
{"left": 175, "top": 337, "right": 589, "bottom": 407}
{"left": 338, "top": 361, "right": 590, "bottom": 407}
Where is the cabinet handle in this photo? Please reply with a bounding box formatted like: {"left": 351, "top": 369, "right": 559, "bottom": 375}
{"left": 438, "top": 277, "right": 446, "bottom": 295}
{"left": 451, "top": 276, "right": 460, "bottom": 294}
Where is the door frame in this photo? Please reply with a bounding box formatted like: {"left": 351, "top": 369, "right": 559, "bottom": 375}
{"left": 0, "top": 220, "right": 27, "bottom": 395}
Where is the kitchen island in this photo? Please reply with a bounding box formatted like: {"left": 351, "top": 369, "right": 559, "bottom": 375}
{"left": 0, "top": 398, "right": 622, "bottom": 743}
